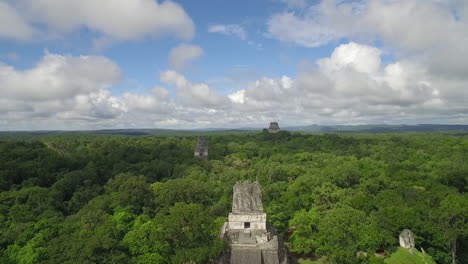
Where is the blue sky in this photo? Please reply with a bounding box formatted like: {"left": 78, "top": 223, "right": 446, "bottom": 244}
{"left": 1, "top": 0, "right": 336, "bottom": 94}
{"left": 0, "top": 0, "right": 467, "bottom": 130}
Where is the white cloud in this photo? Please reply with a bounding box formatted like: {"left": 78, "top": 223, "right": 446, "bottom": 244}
{"left": 267, "top": 12, "right": 340, "bottom": 47}
{"left": 59, "top": 90, "right": 125, "bottom": 120}
{"left": 168, "top": 44, "right": 203, "bottom": 71}
{"left": 267, "top": 0, "right": 468, "bottom": 77}
{"left": 229, "top": 89, "right": 246, "bottom": 104}
{"left": 3, "top": 0, "right": 195, "bottom": 41}
{"left": 0, "top": 2, "right": 36, "bottom": 40}
{"left": 1, "top": 42, "right": 468, "bottom": 130}
{"left": 208, "top": 24, "right": 247, "bottom": 40}
{"left": 0, "top": 52, "right": 127, "bottom": 126}
{"left": 317, "top": 42, "right": 382, "bottom": 74}
{"left": 244, "top": 76, "right": 296, "bottom": 104}
{"left": 208, "top": 24, "right": 263, "bottom": 48}
{"left": 227, "top": 42, "right": 466, "bottom": 125}
{"left": 0, "top": 52, "right": 121, "bottom": 101}
{"left": 0, "top": 52, "right": 177, "bottom": 129}
{"left": 122, "top": 86, "right": 170, "bottom": 112}
{"left": 160, "top": 70, "right": 229, "bottom": 108}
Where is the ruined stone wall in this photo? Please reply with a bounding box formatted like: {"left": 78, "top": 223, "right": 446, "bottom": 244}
{"left": 399, "top": 229, "right": 415, "bottom": 249}
{"left": 228, "top": 213, "right": 267, "bottom": 231}
{"left": 268, "top": 122, "right": 280, "bottom": 133}
{"left": 232, "top": 181, "right": 264, "bottom": 214}
{"left": 194, "top": 137, "right": 209, "bottom": 159}
{"left": 220, "top": 181, "right": 288, "bottom": 264}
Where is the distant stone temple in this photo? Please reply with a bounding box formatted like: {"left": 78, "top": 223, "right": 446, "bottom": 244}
{"left": 194, "top": 136, "right": 208, "bottom": 160}
{"left": 220, "top": 181, "right": 288, "bottom": 264}
{"left": 399, "top": 229, "right": 415, "bottom": 249}
{"left": 268, "top": 122, "right": 280, "bottom": 133}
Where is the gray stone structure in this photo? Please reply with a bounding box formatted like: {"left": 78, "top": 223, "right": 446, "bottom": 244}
{"left": 399, "top": 229, "right": 415, "bottom": 249}
{"left": 220, "top": 181, "right": 288, "bottom": 264}
{"left": 194, "top": 136, "right": 208, "bottom": 160}
{"left": 268, "top": 122, "right": 280, "bottom": 133}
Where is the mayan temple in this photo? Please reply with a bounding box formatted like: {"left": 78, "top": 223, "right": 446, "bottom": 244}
{"left": 194, "top": 136, "right": 208, "bottom": 160}
{"left": 399, "top": 229, "right": 415, "bottom": 249}
{"left": 268, "top": 122, "right": 280, "bottom": 133}
{"left": 220, "top": 181, "right": 288, "bottom": 264}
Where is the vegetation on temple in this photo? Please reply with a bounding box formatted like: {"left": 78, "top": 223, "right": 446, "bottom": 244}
{"left": 384, "top": 248, "right": 435, "bottom": 264}
{"left": 0, "top": 131, "right": 467, "bottom": 263}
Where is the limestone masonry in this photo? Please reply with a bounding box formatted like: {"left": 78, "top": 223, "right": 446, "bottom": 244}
{"left": 194, "top": 136, "right": 209, "bottom": 160}
{"left": 220, "top": 181, "right": 288, "bottom": 264}
{"left": 268, "top": 122, "right": 280, "bottom": 133}
{"left": 399, "top": 229, "right": 415, "bottom": 249}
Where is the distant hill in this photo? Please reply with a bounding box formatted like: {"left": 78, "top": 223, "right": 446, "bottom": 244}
{"left": 0, "top": 128, "right": 257, "bottom": 137}
{"left": 1, "top": 124, "right": 468, "bottom": 136}
{"left": 284, "top": 124, "right": 468, "bottom": 133}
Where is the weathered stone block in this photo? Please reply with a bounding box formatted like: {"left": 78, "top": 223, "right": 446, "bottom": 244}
{"left": 194, "top": 136, "right": 208, "bottom": 160}
{"left": 232, "top": 181, "right": 263, "bottom": 213}
{"left": 220, "top": 181, "right": 288, "bottom": 264}
{"left": 399, "top": 229, "right": 415, "bottom": 249}
{"left": 268, "top": 122, "right": 280, "bottom": 133}
{"left": 228, "top": 213, "right": 267, "bottom": 231}
{"left": 231, "top": 248, "right": 261, "bottom": 264}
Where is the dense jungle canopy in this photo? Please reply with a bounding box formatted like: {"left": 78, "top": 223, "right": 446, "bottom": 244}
{"left": 0, "top": 131, "right": 467, "bottom": 263}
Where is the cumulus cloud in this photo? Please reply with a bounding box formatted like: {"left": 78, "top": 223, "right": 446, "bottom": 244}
{"left": 0, "top": 2, "right": 36, "bottom": 40}
{"left": 228, "top": 42, "right": 465, "bottom": 125}
{"left": 317, "top": 42, "right": 382, "bottom": 74}
{"left": 168, "top": 44, "right": 203, "bottom": 71}
{"left": 2, "top": 0, "right": 195, "bottom": 41}
{"left": 0, "top": 52, "right": 178, "bottom": 129}
{"left": 160, "top": 70, "right": 229, "bottom": 108}
{"left": 228, "top": 89, "right": 246, "bottom": 104}
{"left": 122, "top": 86, "right": 171, "bottom": 113}
{"left": 0, "top": 52, "right": 121, "bottom": 101}
{"left": 208, "top": 24, "right": 247, "bottom": 40}
{"left": 149, "top": 41, "right": 465, "bottom": 125}
{"left": 0, "top": 52, "right": 126, "bottom": 126}
{"left": 267, "top": 0, "right": 468, "bottom": 77}
{"left": 267, "top": 12, "right": 340, "bottom": 47}
{"left": 315, "top": 46, "right": 436, "bottom": 107}
{"left": 1, "top": 42, "right": 468, "bottom": 130}
{"left": 58, "top": 90, "right": 125, "bottom": 120}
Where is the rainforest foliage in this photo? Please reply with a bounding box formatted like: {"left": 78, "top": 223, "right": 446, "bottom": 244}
{"left": 0, "top": 131, "right": 467, "bottom": 264}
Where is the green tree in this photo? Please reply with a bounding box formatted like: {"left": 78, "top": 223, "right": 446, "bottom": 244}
{"left": 315, "top": 207, "right": 367, "bottom": 264}
{"left": 434, "top": 193, "right": 468, "bottom": 264}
